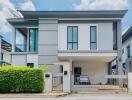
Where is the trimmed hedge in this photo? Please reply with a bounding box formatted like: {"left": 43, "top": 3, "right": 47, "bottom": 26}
{"left": 0, "top": 66, "right": 47, "bottom": 93}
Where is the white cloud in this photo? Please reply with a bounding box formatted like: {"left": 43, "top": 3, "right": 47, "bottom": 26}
{"left": 0, "top": 0, "right": 35, "bottom": 35}
{"left": 0, "top": 0, "right": 15, "bottom": 10}
{"left": 0, "top": 0, "right": 15, "bottom": 33}
{"left": 19, "top": 0, "right": 36, "bottom": 11}
{"left": 74, "top": 0, "right": 128, "bottom": 10}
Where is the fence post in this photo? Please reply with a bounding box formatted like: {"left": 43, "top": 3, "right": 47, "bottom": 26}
{"left": 44, "top": 71, "right": 52, "bottom": 93}
{"left": 63, "top": 62, "right": 71, "bottom": 93}
{"left": 128, "top": 73, "right": 132, "bottom": 93}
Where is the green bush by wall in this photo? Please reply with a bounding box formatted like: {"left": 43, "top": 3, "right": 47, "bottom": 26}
{"left": 0, "top": 66, "right": 47, "bottom": 93}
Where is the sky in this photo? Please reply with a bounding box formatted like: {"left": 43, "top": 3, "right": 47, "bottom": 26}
{"left": 0, "top": 0, "right": 132, "bottom": 43}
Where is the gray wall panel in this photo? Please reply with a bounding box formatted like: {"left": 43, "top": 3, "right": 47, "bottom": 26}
{"left": 39, "top": 45, "right": 58, "bottom": 55}
{"left": 39, "top": 31, "right": 58, "bottom": 44}
{"left": 39, "top": 24, "right": 58, "bottom": 31}
{"left": 38, "top": 56, "right": 58, "bottom": 64}
{"left": 98, "top": 23, "right": 113, "bottom": 50}
{"left": 38, "top": 19, "right": 58, "bottom": 65}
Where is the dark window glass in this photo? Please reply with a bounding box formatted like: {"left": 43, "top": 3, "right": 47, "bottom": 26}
{"left": 27, "top": 63, "right": 34, "bottom": 68}
{"left": 29, "top": 28, "right": 38, "bottom": 53}
{"left": 67, "top": 26, "right": 78, "bottom": 50}
{"left": 68, "top": 43, "right": 72, "bottom": 50}
{"left": 1, "top": 53, "right": 3, "bottom": 61}
{"left": 122, "top": 48, "right": 124, "bottom": 54}
{"left": 73, "top": 27, "right": 78, "bottom": 42}
{"left": 74, "top": 67, "right": 81, "bottom": 75}
{"left": 67, "top": 27, "right": 72, "bottom": 42}
{"left": 90, "top": 26, "right": 97, "bottom": 50}
{"left": 127, "top": 45, "right": 130, "bottom": 58}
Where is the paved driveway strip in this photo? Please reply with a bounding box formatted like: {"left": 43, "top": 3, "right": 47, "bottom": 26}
{"left": 0, "top": 94, "right": 132, "bottom": 100}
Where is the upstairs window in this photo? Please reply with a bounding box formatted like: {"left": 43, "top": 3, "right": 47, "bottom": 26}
{"left": 90, "top": 26, "right": 97, "bottom": 50}
{"left": 67, "top": 26, "right": 78, "bottom": 50}
{"left": 29, "top": 28, "right": 38, "bottom": 53}
{"left": 127, "top": 45, "right": 130, "bottom": 58}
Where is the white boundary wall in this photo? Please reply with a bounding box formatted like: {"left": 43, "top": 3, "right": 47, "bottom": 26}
{"left": 128, "top": 73, "right": 132, "bottom": 93}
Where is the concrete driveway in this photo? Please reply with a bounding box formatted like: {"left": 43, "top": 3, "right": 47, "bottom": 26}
{"left": 0, "top": 94, "right": 132, "bottom": 100}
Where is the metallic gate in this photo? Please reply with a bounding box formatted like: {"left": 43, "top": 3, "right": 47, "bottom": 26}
{"left": 52, "top": 73, "right": 63, "bottom": 91}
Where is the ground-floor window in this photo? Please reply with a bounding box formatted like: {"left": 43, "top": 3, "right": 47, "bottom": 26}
{"left": 74, "top": 67, "right": 91, "bottom": 85}
{"left": 27, "top": 63, "right": 34, "bottom": 68}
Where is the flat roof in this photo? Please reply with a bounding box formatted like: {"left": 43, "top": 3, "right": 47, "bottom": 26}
{"left": 7, "top": 10, "right": 127, "bottom": 26}
{"left": 20, "top": 10, "right": 127, "bottom": 19}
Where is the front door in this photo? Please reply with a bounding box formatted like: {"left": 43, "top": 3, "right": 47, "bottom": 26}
{"left": 74, "top": 67, "right": 81, "bottom": 85}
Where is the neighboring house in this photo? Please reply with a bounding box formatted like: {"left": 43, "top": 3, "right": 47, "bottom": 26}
{"left": 122, "top": 26, "right": 132, "bottom": 74}
{"left": 7, "top": 10, "right": 127, "bottom": 92}
{"left": 0, "top": 35, "right": 11, "bottom": 65}
{"left": 111, "top": 27, "right": 132, "bottom": 75}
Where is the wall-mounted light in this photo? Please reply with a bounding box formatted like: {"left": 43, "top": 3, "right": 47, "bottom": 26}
{"left": 64, "top": 71, "right": 68, "bottom": 75}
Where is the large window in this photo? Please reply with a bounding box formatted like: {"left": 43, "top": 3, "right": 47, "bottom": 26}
{"left": 67, "top": 26, "right": 78, "bottom": 50}
{"left": 29, "top": 28, "right": 38, "bottom": 53}
{"left": 15, "top": 28, "right": 27, "bottom": 52}
{"left": 127, "top": 45, "right": 130, "bottom": 58}
{"left": 15, "top": 28, "right": 38, "bottom": 53}
{"left": 90, "top": 26, "right": 97, "bottom": 50}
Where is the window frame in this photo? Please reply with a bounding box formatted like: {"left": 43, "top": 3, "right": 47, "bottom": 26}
{"left": 67, "top": 26, "right": 78, "bottom": 50}
{"left": 90, "top": 26, "right": 97, "bottom": 50}
{"left": 127, "top": 45, "right": 131, "bottom": 58}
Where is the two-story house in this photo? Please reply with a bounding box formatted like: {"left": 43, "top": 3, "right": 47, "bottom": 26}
{"left": 8, "top": 10, "right": 127, "bottom": 92}
{"left": 122, "top": 26, "right": 132, "bottom": 74}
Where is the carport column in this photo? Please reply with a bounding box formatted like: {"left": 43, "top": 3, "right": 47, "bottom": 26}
{"left": 44, "top": 72, "right": 52, "bottom": 93}
{"left": 63, "top": 62, "right": 71, "bottom": 93}
{"left": 117, "top": 20, "right": 123, "bottom": 86}
{"left": 128, "top": 73, "right": 132, "bottom": 93}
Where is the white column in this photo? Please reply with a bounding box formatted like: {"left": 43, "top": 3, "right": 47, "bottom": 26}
{"left": 12, "top": 27, "right": 16, "bottom": 52}
{"left": 128, "top": 73, "right": 132, "bottom": 93}
{"left": 44, "top": 72, "right": 52, "bottom": 93}
{"left": 0, "top": 35, "right": 3, "bottom": 61}
{"left": 63, "top": 62, "right": 71, "bottom": 93}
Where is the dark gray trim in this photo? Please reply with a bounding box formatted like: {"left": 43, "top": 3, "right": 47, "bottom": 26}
{"left": 113, "top": 22, "right": 118, "bottom": 50}
{"left": 11, "top": 52, "right": 38, "bottom": 55}
{"left": 19, "top": 10, "right": 127, "bottom": 19}
{"left": 8, "top": 19, "right": 38, "bottom": 27}
{"left": 58, "top": 20, "right": 120, "bottom": 23}
{"left": 122, "top": 26, "right": 132, "bottom": 43}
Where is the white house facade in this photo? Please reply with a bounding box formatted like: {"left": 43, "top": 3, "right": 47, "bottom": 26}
{"left": 8, "top": 10, "right": 127, "bottom": 92}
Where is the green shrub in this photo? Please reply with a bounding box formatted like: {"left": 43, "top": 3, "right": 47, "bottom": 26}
{"left": 0, "top": 66, "right": 47, "bottom": 93}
